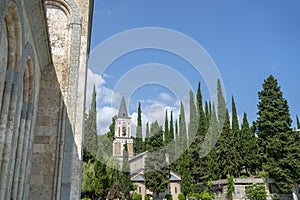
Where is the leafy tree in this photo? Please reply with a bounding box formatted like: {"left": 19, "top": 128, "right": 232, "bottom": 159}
{"left": 144, "top": 121, "right": 168, "bottom": 197}
{"left": 134, "top": 102, "right": 144, "bottom": 154}
{"left": 122, "top": 143, "right": 132, "bottom": 199}
{"left": 246, "top": 184, "right": 267, "bottom": 200}
{"left": 84, "top": 85, "right": 98, "bottom": 155}
{"left": 256, "top": 75, "right": 300, "bottom": 193}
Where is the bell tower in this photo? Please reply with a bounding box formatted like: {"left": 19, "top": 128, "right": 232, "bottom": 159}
{"left": 113, "top": 97, "right": 134, "bottom": 157}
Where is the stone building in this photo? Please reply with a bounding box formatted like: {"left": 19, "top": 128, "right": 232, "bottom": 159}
{"left": 113, "top": 98, "right": 182, "bottom": 200}
{"left": 0, "top": 0, "right": 93, "bottom": 199}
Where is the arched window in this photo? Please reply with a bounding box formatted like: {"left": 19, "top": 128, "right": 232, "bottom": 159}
{"left": 138, "top": 186, "right": 141, "bottom": 193}
{"left": 175, "top": 187, "right": 177, "bottom": 194}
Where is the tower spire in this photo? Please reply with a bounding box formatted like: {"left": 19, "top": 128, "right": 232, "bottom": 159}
{"left": 118, "top": 96, "right": 129, "bottom": 118}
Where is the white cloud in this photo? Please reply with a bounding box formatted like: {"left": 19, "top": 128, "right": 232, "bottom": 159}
{"left": 159, "top": 92, "right": 174, "bottom": 103}
{"left": 86, "top": 68, "right": 105, "bottom": 110}
{"left": 97, "top": 106, "right": 118, "bottom": 135}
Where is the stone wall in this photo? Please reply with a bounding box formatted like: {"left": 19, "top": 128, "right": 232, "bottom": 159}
{"left": 0, "top": 0, "right": 93, "bottom": 199}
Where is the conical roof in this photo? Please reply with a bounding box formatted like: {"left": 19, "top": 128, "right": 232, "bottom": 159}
{"left": 118, "top": 96, "right": 129, "bottom": 118}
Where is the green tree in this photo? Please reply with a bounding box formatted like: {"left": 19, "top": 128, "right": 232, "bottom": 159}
{"left": 240, "top": 113, "right": 259, "bottom": 175}
{"left": 296, "top": 115, "right": 300, "bottom": 129}
{"left": 81, "top": 160, "right": 95, "bottom": 198}
{"left": 144, "top": 121, "right": 168, "bottom": 197}
{"left": 122, "top": 143, "right": 132, "bottom": 199}
{"left": 107, "top": 115, "right": 117, "bottom": 142}
{"left": 256, "top": 75, "right": 300, "bottom": 193}
{"left": 207, "top": 103, "right": 219, "bottom": 180}
{"left": 84, "top": 85, "right": 98, "bottom": 155}
{"left": 94, "top": 159, "right": 108, "bottom": 199}
{"left": 217, "top": 79, "right": 226, "bottom": 132}
{"left": 189, "top": 90, "right": 207, "bottom": 185}
{"left": 231, "top": 96, "right": 242, "bottom": 175}
{"left": 196, "top": 82, "right": 205, "bottom": 137}
{"left": 179, "top": 102, "right": 188, "bottom": 150}
{"left": 145, "top": 122, "right": 149, "bottom": 151}
{"left": 164, "top": 110, "right": 170, "bottom": 143}
{"left": 178, "top": 102, "right": 192, "bottom": 195}
{"left": 216, "top": 110, "right": 239, "bottom": 178}
{"left": 134, "top": 102, "right": 144, "bottom": 154}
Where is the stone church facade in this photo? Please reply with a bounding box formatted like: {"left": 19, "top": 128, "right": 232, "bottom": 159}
{"left": 0, "top": 0, "right": 93, "bottom": 199}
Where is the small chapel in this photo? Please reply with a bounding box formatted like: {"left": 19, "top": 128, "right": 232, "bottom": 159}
{"left": 113, "top": 97, "right": 182, "bottom": 200}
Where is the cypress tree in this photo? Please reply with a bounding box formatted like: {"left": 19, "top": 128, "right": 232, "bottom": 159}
{"left": 178, "top": 102, "right": 192, "bottom": 195}
{"left": 217, "top": 79, "right": 226, "bottom": 132}
{"left": 164, "top": 110, "right": 170, "bottom": 143}
{"left": 168, "top": 111, "right": 175, "bottom": 163}
{"left": 240, "top": 112, "right": 258, "bottom": 175}
{"left": 207, "top": 103, "right": 219, "bottom": 180}
{"left": 189, "top": 90, "right": 198, "bottom": 142}
{"left": 197, "top": 83, "right": 206, "bottom": 137}
{"left": 122, "top": 143, "right": 131, "bottom": 198}
{"left": 188, "top": 90, "right": 203, "bottom": 184}
{"left": 216, "top": 110, "right": 239, "bottom": 177}
{"left": 231, "top": 96, "right": 242, "bottom": 174}
{"left": 204, "top": 101, "right": 210, "bottom": 133}
{"left": 144, "top": 121, "right": 168, "bottom": 197}
{"left": 179, "top": 102, "right": 187, "bottom": 150}
{"left": 231, "top": 96, "right": 239, "bottom": 133}
{"left": 134, "top": 102, "right": 144, "bottom": 154}
{"left": 170, "top": 111, "right": 174, "bottom": 141}
{"left": 94, "top": 159, "right": 108, "bottom": 199}
{"left": 84, "top": 85, "right": 98, "bottom": 155}
{"left": 296, "top": 115, "right": 300, "bottom": 129}
{"left": 145, "top": 122, "right": 149, "bottom": 151}
{"left": 256, "top": 75, "right": 300, "bottom": 193}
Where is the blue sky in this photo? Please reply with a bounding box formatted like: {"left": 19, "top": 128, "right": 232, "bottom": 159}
{"left": 87, "top": 0, "right": 300, "bottom": 134}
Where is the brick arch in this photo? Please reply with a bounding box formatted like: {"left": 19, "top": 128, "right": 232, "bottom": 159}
{"left": 0, "top": 0, "right": 23, "bottom": 197}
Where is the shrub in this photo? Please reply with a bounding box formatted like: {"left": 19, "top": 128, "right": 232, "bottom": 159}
{"left": 188, "top": 192, "right": 200, "bottom": 200}
{"left": 199, "top": 191, "right": 214, "bottom": 200}
{"left": 178, "top": 193, "right": 185, "bottom": 200}
{"left": 144, "top": 194, "right": 152, "bottom": 200}
{"left": 132, "top": 193, "right": 142, "bottom": 200}
{"left": 246, "top": 184, "right": 267, "bottom": 200}
{"left": 165, "top": 194, "right": 173, "bottom": 200}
